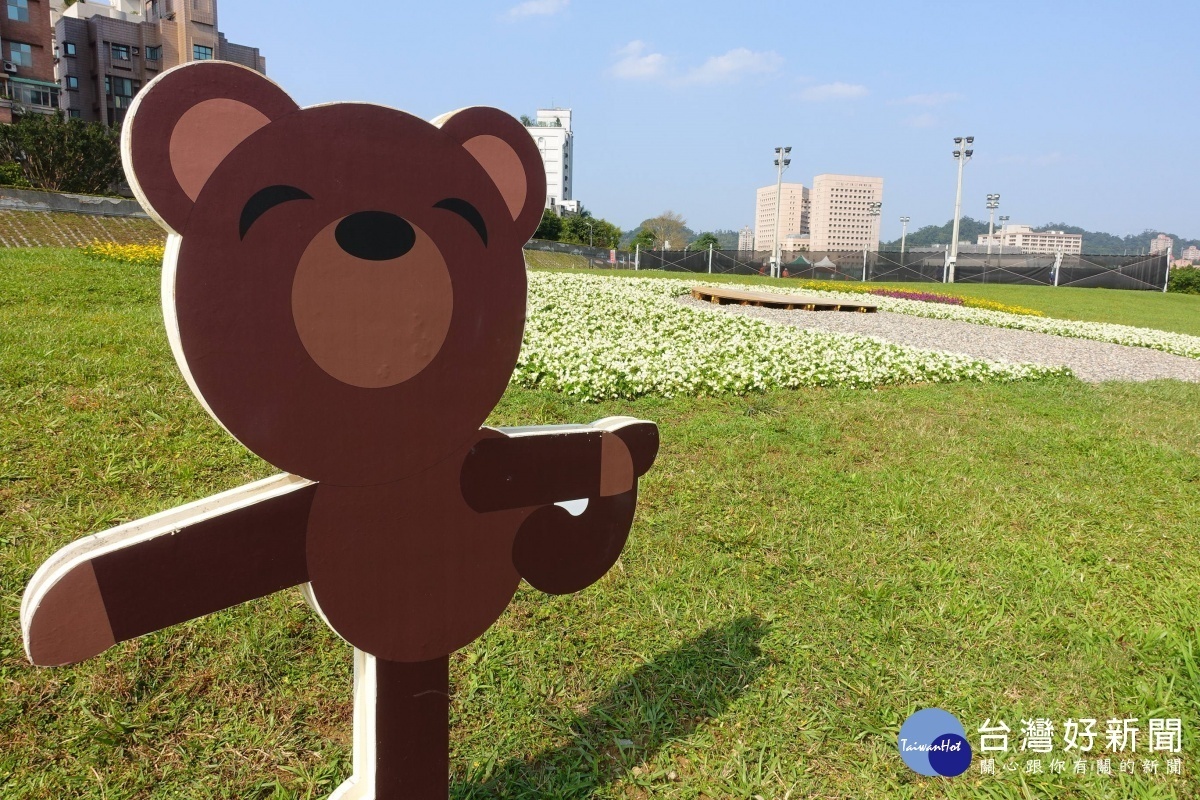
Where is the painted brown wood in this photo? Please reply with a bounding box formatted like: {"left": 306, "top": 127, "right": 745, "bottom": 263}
{"left": 690, "top": 285, "right": 878, "bottom": 312}
{"left": 23, "top": 61, "right": 661, "bottom": 800}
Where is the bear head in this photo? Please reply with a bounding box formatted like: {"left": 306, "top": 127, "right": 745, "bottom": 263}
{"left": 123, "top": 62, "right": 546, "bottom": 486}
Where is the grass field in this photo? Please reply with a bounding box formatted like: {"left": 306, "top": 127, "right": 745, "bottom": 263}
{"left": 523, "top": 249, "right": 592, "bottom": 271}
{"left": 2, "top": 249, "right": 1199, "bottom": 798}
{"left": 557, "top": 267, "right": 1200, "bottom": 338}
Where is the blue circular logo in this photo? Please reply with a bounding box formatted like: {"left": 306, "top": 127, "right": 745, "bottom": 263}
{"left": 898, "top": 708, "right": 972, "bottom": 777}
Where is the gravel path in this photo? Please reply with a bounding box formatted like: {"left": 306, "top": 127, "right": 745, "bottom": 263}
{"left": 678, "top": 296, "right": 1200, "bottom": 383}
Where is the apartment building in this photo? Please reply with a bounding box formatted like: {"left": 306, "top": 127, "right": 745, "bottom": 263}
{"left": 754, "top": 182, "right": 808, "bottom": 255}
{"left": 524, "top": 108, "right": 579, "bottom": 215}
{"left": 0, "top": 0, "right": 60, "bottom": 122}
{"left": 1149, "top": 233, "right": 1173, "bottom": 257}
{"left": 977, "top": 225, "right": 1083, "bottom": 256}
{"left": 807, "top": 174, "right": 883, "bottom": 252}
{"left": 54, "top": 0, "right": 265, "bottom": 126}
{"left": 1178, "top": 245, "right": 1200, "bottom": 265}
{"left": 737, "top": 225, "right": 754, "bottom": 252}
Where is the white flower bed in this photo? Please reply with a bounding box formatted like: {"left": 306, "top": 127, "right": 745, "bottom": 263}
{"left": 516, "top": 272, "right": 1068, "bottom": 400}
{"left": 730, "top": 281, "right": 1200, "bottom": 360}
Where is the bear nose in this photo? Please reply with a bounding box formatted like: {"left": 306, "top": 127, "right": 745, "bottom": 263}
{"left": 335, "top": 211, "right": 416, "bottom": 261}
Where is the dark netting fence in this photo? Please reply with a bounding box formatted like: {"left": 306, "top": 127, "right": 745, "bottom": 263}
{"left": 622, "top": 248, "right": 1170, "bottom": 290}
{"left": 523, "top": 239, "right": 636, "bottom": 268}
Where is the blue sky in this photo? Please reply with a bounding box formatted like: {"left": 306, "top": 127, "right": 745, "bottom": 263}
{"left": 220, "top": 1, "right": 1199, "bottom": 241}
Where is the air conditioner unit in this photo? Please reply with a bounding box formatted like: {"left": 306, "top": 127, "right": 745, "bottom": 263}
{"left": 3, "top": 62, "right": 17, "bottom": 74}
{"left": 131, "top": 47, "right": 140, "bottom": 56}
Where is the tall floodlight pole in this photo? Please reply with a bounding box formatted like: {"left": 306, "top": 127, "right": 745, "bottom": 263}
{"left": 585, "top": 220, "right": 594, "bottom": 247}
{"left": 948, "top": 135, "right": 974, "bottom": 283}
{"left": 998, "top": 214, "right": 1009, "bottom": 260}
{"left": 900, "top": 215, "right": 910, "bottom": 265}
{"left": 772, "top": 146, "right": 792, "bottom": 279}
{"left": 985, "top": 193, "right": 1000, "bottom": 255}
{"left": 864, "top": 201, "right": 882, "bottom": 281}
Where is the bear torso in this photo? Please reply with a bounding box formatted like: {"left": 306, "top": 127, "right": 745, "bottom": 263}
{"left": 304, "top": 432, "right": 533, "bottom": 662}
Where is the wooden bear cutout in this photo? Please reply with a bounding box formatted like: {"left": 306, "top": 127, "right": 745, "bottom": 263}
{"left": 21, "top": 62, "right": 658, "bottom": 800}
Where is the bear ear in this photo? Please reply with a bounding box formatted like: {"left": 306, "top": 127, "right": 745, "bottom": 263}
{"left": 434, "top": 107, "right": 547, "bottom": 242}
{"left": 122, "top": 62, "right": 299, "bottom": 235}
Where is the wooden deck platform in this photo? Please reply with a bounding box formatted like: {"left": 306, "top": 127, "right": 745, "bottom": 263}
{"left": 690, "top": 286, "right": 878, "bottom": 313}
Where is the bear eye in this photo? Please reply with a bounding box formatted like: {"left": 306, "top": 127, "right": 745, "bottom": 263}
{"left": 433, "top": 198, "right": 487, "bottom": 245}
{"left": 240, "top": 185, "right": 314, "bottom": 240}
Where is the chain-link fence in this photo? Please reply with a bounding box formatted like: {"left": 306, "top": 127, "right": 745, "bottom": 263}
{"left": 524, "top": 238, "right": 635, "bottom": 268}
{"left": 622, "top": 248, "right": 1170, "bottom": 290}
{"left": 524, "top": 239, "right": 1170, "bottom": 291}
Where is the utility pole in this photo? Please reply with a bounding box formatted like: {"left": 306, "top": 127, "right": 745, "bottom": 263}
{"left": 985, "top": 194, "right": 999, "bottom": 255}
{"left": 948, "top": 135, "right": 974, "bottom": 283}
{"left": 900, "top": 215, "right": 910, "bottom": 266}
{"left": 771, "top": 146, "right": 791, "bottom": 279}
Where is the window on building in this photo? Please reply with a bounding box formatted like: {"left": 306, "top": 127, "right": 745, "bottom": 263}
{"left": 146, "top": 45, "right": 161, "bottom": 61}
{"left": 68, "top": 108, "right": 81, "bottom": 119}
{"left": 9, "top": 81, "right": 59, "bottom": 108}
{"left": 65, "top": 75, "right": 78, "bottom": 89}
{"left": 63, "top": 42, "right": 77, "bottom": 57}
{"left": 111, "top": 44, "right": 131, "bottom": 61}
{"left": 8, "top": 42, "right": 31, "bottom": 67}
{"left": 7, "top": 0, "right": 28, "bottom": 22}
{"left": 193, "top": 44, "right": 213, "bottom": 60}
{"left": 107, "top": 76, "right": 138, "bottom": 107}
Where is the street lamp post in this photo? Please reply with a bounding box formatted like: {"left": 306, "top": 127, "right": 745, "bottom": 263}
{"left": 864, "top": 201, "right": 882, "bottom": 281}
{"left": 948, "top": 135, "right": 974, "bottom": 283}
{"left": 771, "top": 146, "right": 792, "bottom": 279}
{"left": 997, "top": 214, "right": 1010, "bottom": 260}
{"left": 985, "top": 194, "right": 999, "bottom": 256}
{"left": 900, "top": 215, "right": 910, "bottom": 266}
{"left": 585, "top": 220, "right": 594, "bottom": 247}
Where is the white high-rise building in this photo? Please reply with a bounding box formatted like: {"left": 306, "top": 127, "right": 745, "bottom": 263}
{"left": 737, "top": 225, "right": 754, "bottom": 252}
{"left": 807, "top": 174, "right": 884, "bottom": 252}
{"left": 524, "top": 108, "right": 579, "bottom": 215}
{"left": 977, "top": 225, "right": 1083, "bottom": 255}
{"left": 754, "top": 182, "right": 809, "bottom": 256}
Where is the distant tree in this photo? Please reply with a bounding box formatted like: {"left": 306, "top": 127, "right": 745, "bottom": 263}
{"left": 639, "top": 210, "right": 691, "bottom": 249}
{"left": 710, "top": 229, "right": 740, "bottom": 249}
{"left": 533, "top": 208, "right": 561, "bottom": 241}
{"left": 629, "top": 228, "right": 656, "bottom": 250}
{"left": 691, "top": 232, "right": 720, "bottom": 250}
{"left": 560, "top": 213, "right": 621, "bottom": 248}
{"left": 519, "top": 114, "right": 534, "bottom": 126}
{"left": 0, "top": 112, "right": 121, "bottom": 194}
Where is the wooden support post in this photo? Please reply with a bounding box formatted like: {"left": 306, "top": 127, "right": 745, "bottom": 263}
{"left": 376, "top": 657, "right": 450, "bottom": 799}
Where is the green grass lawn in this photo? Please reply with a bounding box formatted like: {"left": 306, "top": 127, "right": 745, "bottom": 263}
{"left": 2, "top": 248, "right": 1200, "bottom": 798}
{"left": 556, "top": 267, "right": 1200, "bottom": 338}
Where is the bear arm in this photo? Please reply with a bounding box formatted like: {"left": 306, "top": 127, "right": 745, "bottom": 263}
{"left": 461, "top": 418, "right": 658, "bottom": 513}
{"left": 23, "top": 474, "right": 316, "bottom": 666}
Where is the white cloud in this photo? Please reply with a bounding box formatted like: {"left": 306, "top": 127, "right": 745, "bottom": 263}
{"left": 903, "top": 113, "right": 938, "bottom": 128}
{"left": 608, "top": 44, "right": 781, "bottom": 85}
{"left": 893, "top": 92, "right": 961, "bottom": 107}
{"left": 679, "top": 48, "right": 783, "bottom": 85}
{"left": 507, "top": 0, "right": 568, "bottom": 18}
{"left": 608, "top": 41, "right": 668, "bottom": 80}
{"left": 798, "top": 82, "right": 868, "bottom": 102}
